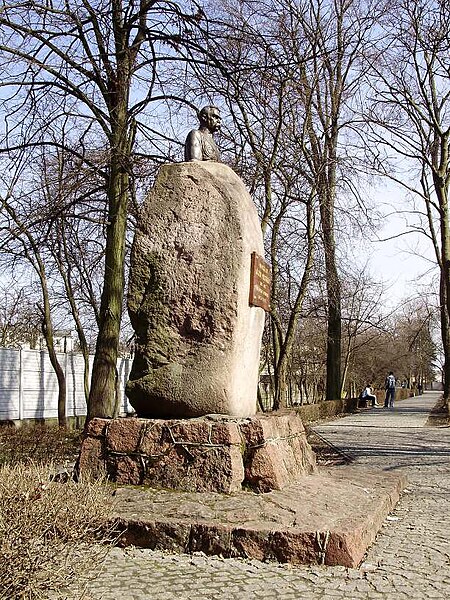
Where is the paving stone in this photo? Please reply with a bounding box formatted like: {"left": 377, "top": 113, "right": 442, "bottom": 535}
{"left": 65, "top": 391, "right": 450, "bottom": 600}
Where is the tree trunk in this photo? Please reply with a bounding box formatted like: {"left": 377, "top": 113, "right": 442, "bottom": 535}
{"left": 320, "top": 184, "right": 341, "bottom": 401}
{"left": 48, "top": 345, "right": 67, "bottom": 428}
{"left": 326, "top": 299, "right": 342, "bottom": 400}
{"left": 439, "top": 272, "right": 450, "bottom": 400}
{"left": 88, "top": 17, "right": 134, "bottom": 418}
{"left": 35, "top": 254, "right": 67, "bottom": 428}
{"left": 88, "top": 158, "right": 129, "bottom": 419}
{"left": 40, "top": 314, "right": 67, "bottom": 428}
{"left": 273, "top": 360, "right": 288, "bottom": 411}
{"left": 340, "top": 338, "right": 352, "bottom": 399}
{"left": 434, "top": 154, "right": 450, "bottom": 399}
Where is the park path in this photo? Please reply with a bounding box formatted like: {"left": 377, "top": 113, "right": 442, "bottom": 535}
{"left": 77, "top": 391, "right": 450, "bottom": 600}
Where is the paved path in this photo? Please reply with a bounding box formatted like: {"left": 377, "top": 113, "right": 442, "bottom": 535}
{"left": 77, "top": 391, "right": 450, "bottom": 600}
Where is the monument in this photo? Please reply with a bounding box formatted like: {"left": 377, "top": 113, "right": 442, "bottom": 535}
{"left": 184, "top": 105, "right": 221, "bottom": 162}
{"left": 125, "top": 105, "right": 267, "bottom": 419}
{"left": 78, "top": 106, "right": 316, "bottom": 494}
{"left": 77, "top": 108, "right": 406, "bottom": 569}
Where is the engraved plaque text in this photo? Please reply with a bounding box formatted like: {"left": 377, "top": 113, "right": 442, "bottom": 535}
{"left": 249, "top": 252, "right": 271, "bottom": 312}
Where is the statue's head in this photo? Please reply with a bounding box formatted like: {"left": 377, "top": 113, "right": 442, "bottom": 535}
{"left": 198, "top": 106, "right": 221, "bottom": 133}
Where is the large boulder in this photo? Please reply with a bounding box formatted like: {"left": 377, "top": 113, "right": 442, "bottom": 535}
{"left": 126, "top": 161, "right": 266, "bottom": 418}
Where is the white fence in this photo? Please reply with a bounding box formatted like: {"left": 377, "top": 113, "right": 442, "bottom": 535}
{"left": 0, "top": 348, "right": 133, "bottom": 421}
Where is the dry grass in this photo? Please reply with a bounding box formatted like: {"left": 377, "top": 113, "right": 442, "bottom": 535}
{"left": 0, "top": 426, "right": 117, "bottom": 600}
{"left": 425, "top": 394, "right": 450, "bottom": 427}
{"left": 0, "top": 423, "right": 82, "bottom": 467}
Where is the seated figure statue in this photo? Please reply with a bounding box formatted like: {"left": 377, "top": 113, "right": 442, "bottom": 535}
{"left": 184, "top": 105, "right": 221, "bottom": 162}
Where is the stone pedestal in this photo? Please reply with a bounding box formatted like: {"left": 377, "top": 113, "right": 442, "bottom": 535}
{"left": 78, "top": 412, "right": 316, "bottom": 494}
{"left": 109, "top": 468, "right": 407, "bottom": 568}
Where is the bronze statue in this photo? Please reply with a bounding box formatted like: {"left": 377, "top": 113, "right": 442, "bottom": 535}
{"left": 184, "top": 106, "right": 221, "bottom": 162}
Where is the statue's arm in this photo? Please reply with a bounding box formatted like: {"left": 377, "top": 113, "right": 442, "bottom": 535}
{"left": 184, "top": 130, "right": 203, "bottom": 161}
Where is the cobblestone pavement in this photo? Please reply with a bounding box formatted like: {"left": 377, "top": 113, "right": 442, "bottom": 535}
{"left": 75, "top": 391, "right": 450, "bottom": 600}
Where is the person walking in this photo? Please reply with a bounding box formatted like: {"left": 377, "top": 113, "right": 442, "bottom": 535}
{"left": 384, "top": 371, "right": 396, "bottom": 408}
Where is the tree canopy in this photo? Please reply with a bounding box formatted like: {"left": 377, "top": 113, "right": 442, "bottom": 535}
{"left": 0, "top": 0, "right": 446, "bottom": 420}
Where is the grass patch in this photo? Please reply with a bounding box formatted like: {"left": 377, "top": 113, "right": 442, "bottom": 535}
{"left": 0, "top": 423, "right": 82, "bottom": 467}
{"left": 0, "top": 425, "right": 117, "bottom": 600}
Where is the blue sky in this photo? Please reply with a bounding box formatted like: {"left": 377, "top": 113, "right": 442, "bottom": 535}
{"left": 366, "top": 183, "right": 438, "bottom": 309}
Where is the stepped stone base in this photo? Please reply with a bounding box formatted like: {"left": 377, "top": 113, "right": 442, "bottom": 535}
{"left": 78, "top": 412, "right": 317, "bottom": 493}
{"left": 109, "top": 467, "right": 407, "bottom": 567}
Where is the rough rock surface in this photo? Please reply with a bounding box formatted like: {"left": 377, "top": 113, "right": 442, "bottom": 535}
{"left": 108, "top": 467, "right": 407, "bottom": 568}
{"left": 126, "top": 161, "right": 265, "bottom": 418}
{"left": 78, "top": 412, "right": 317, "bottom": 493}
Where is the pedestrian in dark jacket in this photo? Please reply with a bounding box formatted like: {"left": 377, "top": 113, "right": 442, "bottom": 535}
{"left": 384, "top": 372, "right": 396, "bottom": 408}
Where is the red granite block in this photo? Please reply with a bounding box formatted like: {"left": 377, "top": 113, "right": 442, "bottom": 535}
{"left": 107, "top": 418, "right": 144, "bottom": 453}
{"left": 85, "top": 417, "right": 109, "bottom": 437}
{"left": 143, "top": 445, "right": 244, "bottom": 493}
{"left": 107, "top": 454, "right": 143, "bottom": 485}
{"left": 77, "top": 437, "right": 105, "bottom": 479}
{"left": 209, "top": 421, "right": 242, "bottom": 446}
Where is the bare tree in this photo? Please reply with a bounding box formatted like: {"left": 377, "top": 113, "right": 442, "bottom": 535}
{"left": 198, "top": 0, "right": 384, "bottom": 402}
{"left": 0, "top": 284, "right": 41, "bottom": 349}
{"left": 187, "top": 0, "right": 321, "bottom": 409}
{"left": 366, "top": 0, "right": 450, "bottom": 397}
{"left": 279, "top": 0, "right": 388, "bottom": 400}
{"left": 0, "top": 0, "right": 215, "bottom": 418}
{"left": 0, "top": 185, "right": 69, "bottom": 427}
{"left": 339, "top": 268, "right": 387, "bottom": 397}
{"left": 399, "top": 301, "right": 438, "bottom": 389}
{"left": 40, "top": 146, "right": 106, "bottom": 407}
